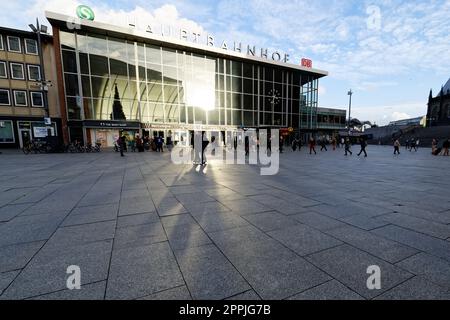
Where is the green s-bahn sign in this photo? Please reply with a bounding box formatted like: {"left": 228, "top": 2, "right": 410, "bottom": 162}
{"left": 76, "top": 5, "right": 95, "bottom": 21}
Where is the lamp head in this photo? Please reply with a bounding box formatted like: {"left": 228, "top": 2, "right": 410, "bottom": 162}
{"left": 29, "top": 24, "right": 38, "bottom": 33}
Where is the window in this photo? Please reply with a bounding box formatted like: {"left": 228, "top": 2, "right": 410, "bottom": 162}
{"left": 30, "top": 91, "right": 43, "bottom": 107}
{"left": 10, "top": 63, "right": 24, "bottom": 80}
{"left": 7, "top": 36, "right": 21, "bottom": 53}
{"left": 0, "top": 61, "right": 6, "bottom": 78}
{"left": 0, "top": 35, "right": 3, "bottom": 50}
{"left": 13, "top": 90, "right": 28, "bottom": 106}
{"left": 27, "top": 65, "right": 41, "bottom": 81}
{"left": 25, "top": 39, "right": 38, "bottom": 55}
{"left": 0, "top": 89, "right": 11, "bottom": 105}
{"left": 0, "top": 120, "right": 15, "bottom": 143}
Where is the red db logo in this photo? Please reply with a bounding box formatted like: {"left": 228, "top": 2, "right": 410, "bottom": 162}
{"left": 301, "top": 58, "right": 312, "bottom": 68}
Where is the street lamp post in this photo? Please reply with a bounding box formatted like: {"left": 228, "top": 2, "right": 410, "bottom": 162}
{"left": 347, "top": 89, "right": 353, "bottom": 134}
{"left": 29, "top": 19, "right": 51, "bottom": 120}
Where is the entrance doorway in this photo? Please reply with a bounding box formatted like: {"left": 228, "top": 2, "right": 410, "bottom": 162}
{"left": 18, "top": 129, "right": 32, "bottom": 148}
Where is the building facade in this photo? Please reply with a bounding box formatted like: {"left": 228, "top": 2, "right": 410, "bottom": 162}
{"left": 315, "top": 107, "right": 346, "bottom": 139}
{"left": 0, "top": 26, "right": 61, "bottom": 148}
{"left": 426, "top": 78, "right": 450, "bottom": 127}
{"left": 46, "top": 11, "right": 327, "bottom": 147}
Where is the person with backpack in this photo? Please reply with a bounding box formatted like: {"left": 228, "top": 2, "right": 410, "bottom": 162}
{"left": 357, "top": 138, "right": 367, "bottom": 157}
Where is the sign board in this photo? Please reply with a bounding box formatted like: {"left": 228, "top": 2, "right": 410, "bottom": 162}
{"left": 33, "top": 127, "right": 48, "bottom": 138}
{"left": 76, "top": 5, "right": 95, "bottom": 21}
{"left": 301, "top": 58, "right": 313, "bottom": 68}
{"left": 83, "top": 120, "right": 141, "bottom": 129}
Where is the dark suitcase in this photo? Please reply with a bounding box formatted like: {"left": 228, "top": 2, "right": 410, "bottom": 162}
{"left": 433, "top": 148, "right": 442, "bottom": 156}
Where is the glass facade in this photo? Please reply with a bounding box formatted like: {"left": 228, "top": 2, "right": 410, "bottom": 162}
{"left": 60, "top": 30, "right": 320, "bottom": 130}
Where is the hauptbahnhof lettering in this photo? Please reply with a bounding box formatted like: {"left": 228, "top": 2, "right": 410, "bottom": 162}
{"left": 45, "top": 11, "right": 333, "bottom": 147}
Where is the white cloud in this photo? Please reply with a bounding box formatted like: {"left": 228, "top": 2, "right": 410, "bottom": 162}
{"left": 350, "top": 102, "right": 426, "bottom": 126}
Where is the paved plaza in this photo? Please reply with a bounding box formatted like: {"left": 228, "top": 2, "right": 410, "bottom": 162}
{"left": 0, "top": 145, "right": 450, "bottom": 300}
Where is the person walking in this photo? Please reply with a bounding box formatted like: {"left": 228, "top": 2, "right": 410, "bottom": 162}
{"left": 410, "top": 138, "right": 417, "bottom": 152}
{"left": 332, "top": 137, "right": 337, "bottom": 150}
{"left": 201, "top": 132, "right": 209, "bottom": 165}
{"left": 309, "top": 136, "right": 317, "bottom": 155}
{"left": 405, "top": 139, "right": 410, "bottom": 151}
{"left": 344, "top": 138, "right": 352, "bottom": 156}
{"left": 443, "top": 138, "right": 450, "bottom": 156}
{"left": 118, "top": 134, "right": 125, "bottom": 157}
{"left": 432, "top": 138, "right": 437, "bottom": 155}
{"left": 357, "top": 138, "right": 368, "bottom": 157}
{"left": 415, "top": 139, "right": 420, "bottom": 151}
{"left": 394, "top": 139, "right": 401, "bottom": 155}
{"left": 320, "top": 138, "right": 328, "bottom": 151}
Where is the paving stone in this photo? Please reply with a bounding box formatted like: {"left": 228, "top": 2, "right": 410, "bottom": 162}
{"left": 184, "top": 201, "right": 231, "bottom": 215}
{"left": 268, "top": 224, "right": 342, "bottom": 256}
{"left": 156, "top": 203, "right": 188, "bottom": 217}
{"left": 0, "top": 271, "right": 19, "bottom": 296}
{"left": 45, "top": 220, "right": 116, "bottom": 249}
{"left": 375, "top": 212, "right": 450, "bottom": 239}
{"left": 165, "top": 224, "right": 212, "bottom": 250}
{"left": 338, "top": 214, "right": 390, "bottom": 231}
{"left": 106, "top": 242, "right": 184, "bottom": 299}
{"left": 0, "top": 241, "right": 45, "bottom": 273}
{"left": 62, "top": 205, "right": 118, "bottom": 227}
{"left": 174, "top": 245, "right": 250, "bottom": 300}
{"left": 193, "top": 212, "right": 251, "bottom": 233}
{"left": 372, "top": 225, "right": 450, "bottom": 262}
{"left": 220, "top": 199, "right": 272, "bottom": 216}
{"left": 326, "top": 225, "right": 418, "bottom": 263}
{"left": 119, "top": 199, "right": 156, "bottom": 216}
{"left": 291, "top": 212, "right": 347, "bottom": 231}
{"left": 243, "top": 211, "right": 300, "bottom": 232}
{"left": 139, "top": 286, "right": 192, "bottom": 300}
{"left": 306, "top": 244, "right": 413, "bottom": 299}
{"left": 0, "top": 219, "right": 62, "bottom": 247}
{"left": 175, "top": 192, "right": 216, "bottom": 205}
{"left": 396, "top": 253, "right": 450, "bottom": 289}
{"left": 117, "top": 212, "right": 160, "bottom": 228}
{"left": 209, "top": 227, "right": 331, "bottom": 299}
{"left": 375, "top": 276, "right": 450, "bottom": 300}
{"left": 114, "top": 222, "right": 167, "bottom": 249}
{"left": 2, "top": 240, "right": 112, "bottom": 299}
{"left": 389, "top": 205, "right": 450, "bottom": 224}
{"left": 160, "top": 214, "right": 198, "bottom": 229}
{"left": 28, "top": 281, "right": 106, "bottom": 300}
{"left": 226, "top": 290, "right": 261, "bottom": 300}
{"left": 0, "top": 204, "right": 32, "bottom": 222}
{"left": 287, "top": 280, "right": 364, "bottom": 300}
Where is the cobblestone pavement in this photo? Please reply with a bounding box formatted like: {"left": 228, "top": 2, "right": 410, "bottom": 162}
{"left": 0, "top": 145, "right": 450, "bottom": 300}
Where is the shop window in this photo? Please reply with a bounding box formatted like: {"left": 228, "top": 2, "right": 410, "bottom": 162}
{"left": 0, "top": 120, "right": 15, "bottom": 143}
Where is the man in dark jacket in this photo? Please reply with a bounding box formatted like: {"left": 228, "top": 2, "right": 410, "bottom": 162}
{"left": 357, "top": 138, "right": 368, "bottom": 157}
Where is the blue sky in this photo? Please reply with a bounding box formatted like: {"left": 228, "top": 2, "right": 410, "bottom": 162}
{"left": 2, "top": 0, "right": 449, "bottom": 125}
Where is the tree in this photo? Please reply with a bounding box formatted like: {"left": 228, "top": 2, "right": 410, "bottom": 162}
{"left": 111, "top": 84, "right": 126, "bottom": 120}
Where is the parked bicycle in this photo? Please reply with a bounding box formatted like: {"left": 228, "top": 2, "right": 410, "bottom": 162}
{"left": 22, "top": 140, "right": 48, "bottom": 154}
